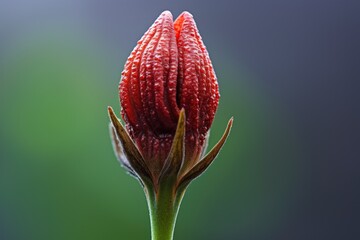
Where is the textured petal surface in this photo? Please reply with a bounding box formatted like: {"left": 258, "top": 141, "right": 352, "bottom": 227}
{"left": 174, "top": 11, "right": 220, "bottom": 168}
{"left": 119, "top": 11, "right": 178, "bottom": 174}
{"left": 119, "top": 11, "right": 220, "bottom": 175}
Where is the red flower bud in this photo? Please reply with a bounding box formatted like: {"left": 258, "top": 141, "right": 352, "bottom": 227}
{"left": 119, "top": 11, "right": 220, "bottom": 175}
{"left": 108, "top": 11, "right": 233, "bottom": 239}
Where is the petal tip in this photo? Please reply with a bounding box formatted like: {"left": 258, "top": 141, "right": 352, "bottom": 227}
{"left": 180, "top": 11, "right": 193, "bottom": 18}
{"left": 160, "top": 10, "right": 173, "bottom": 19}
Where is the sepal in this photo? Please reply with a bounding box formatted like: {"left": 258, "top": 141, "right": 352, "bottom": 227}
{"left": 159, "top": 109, "right": 186, "bottom": 182}
{"left": 108, "top": 106, "right": 153, "bottom": 186}
{"left": 177, "top": 117, "right": 233, "bottom": 190}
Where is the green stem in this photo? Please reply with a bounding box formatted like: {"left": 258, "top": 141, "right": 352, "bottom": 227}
{"left": 146, "top": 183, "right": 185, "bottom": 240}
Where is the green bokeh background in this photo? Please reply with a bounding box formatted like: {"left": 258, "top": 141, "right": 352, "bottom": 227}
{"left": 1, "top": 1, "right": 341, "bottom": 239}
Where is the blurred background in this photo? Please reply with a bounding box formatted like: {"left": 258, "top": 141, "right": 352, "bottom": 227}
{"left": 0, "top": 0, "right": 359, "bottom": 239}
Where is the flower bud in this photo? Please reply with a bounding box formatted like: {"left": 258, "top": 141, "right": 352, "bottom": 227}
{"left": 119, "top": 11, "right": 220, "bottom": 177}
{"left": 109, "top": 11, "right": 232, "bottom": 190}
{"left": 108, "top": 11, "right": 233, "bottom": 240}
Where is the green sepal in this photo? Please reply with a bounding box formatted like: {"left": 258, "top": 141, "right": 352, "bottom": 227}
{"left": 108, "top": 106, "right": 153, "bottom": 186}
{"left": 177, "top": 117, "right": 233, "bottom": 190}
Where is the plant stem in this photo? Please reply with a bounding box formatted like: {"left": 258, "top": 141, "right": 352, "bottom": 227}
{"left": 146, "top": 184, "right": 184, "bottom": 240}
